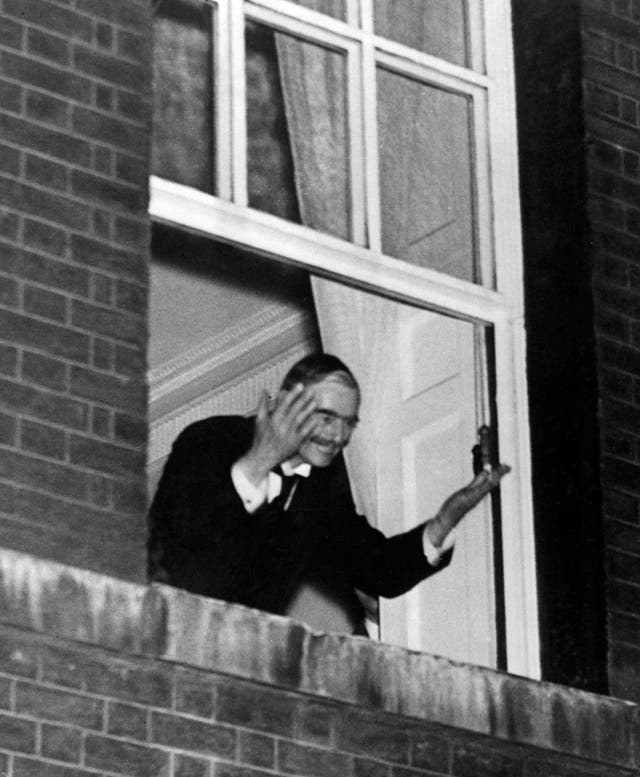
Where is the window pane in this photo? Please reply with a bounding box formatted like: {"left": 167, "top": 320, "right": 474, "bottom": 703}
{"left": 377, "top": 67, "right": 477, "bottom": 283}
{"left": 287, "top": 0, "right": 347, "bottom": 21}
{"left": 374, "top": 0, "right": 470, "bottom": 68}
{"left": 152, "top": 0, "right": 215, "bottom": 193}
{"left": 246, "top": 22, "right": 352, "bottom": 241}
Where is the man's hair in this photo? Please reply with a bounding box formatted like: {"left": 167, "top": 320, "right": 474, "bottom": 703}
{"left": 281, "top": 353, "right": 359, "bottom": 392}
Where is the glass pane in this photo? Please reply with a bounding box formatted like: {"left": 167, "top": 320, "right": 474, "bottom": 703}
{"left": 374, "top": 0, "right": 469, "bottom": 68}
{"left": 152, "top": 0, "right": 215, "bottom": 193}
{"left": 377, "top": 67, "right": 477, "bottom": 283}
{"left": 246, "top": 22, "right": 352, "bottom": 242}
{"left": 287, "top": 0, "right": 347, "bottom": 20}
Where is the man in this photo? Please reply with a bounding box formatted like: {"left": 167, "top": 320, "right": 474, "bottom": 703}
{"left": 148, "top": 353, "right": 509, "bottom": 634}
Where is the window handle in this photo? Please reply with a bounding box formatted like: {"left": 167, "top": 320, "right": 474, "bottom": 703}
{"left": 472, "top": 424, "right": 494, "bottom": 475}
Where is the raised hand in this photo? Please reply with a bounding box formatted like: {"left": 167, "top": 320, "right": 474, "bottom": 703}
{"left": 424, "top": 463, "right": 511, "bottom": 548}
{"left": 235, "top": 384, "right": 317, "bottom": 486}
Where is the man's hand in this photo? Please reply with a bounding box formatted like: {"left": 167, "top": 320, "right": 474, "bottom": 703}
{"left": 235, "top": 384, "right": 317, "bottom": 486}
{"left": 424, "top": 464, "right": 511, "bottom": 548}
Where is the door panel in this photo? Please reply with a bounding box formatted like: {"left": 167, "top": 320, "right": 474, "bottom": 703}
{"left": 377, "top": 308, "right": 496, "bottom": 667}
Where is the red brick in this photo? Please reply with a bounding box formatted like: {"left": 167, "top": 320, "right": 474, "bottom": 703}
{"left": 21, "top": 351, "right": 67, "bottom": 391}
{"left": 23, "top": 219, "right": 68, "bottom": 259}
{"left": 600, "top": 339, "right": 640, "bottom": 375}
{"left": 72, "top": 168, "right": 145, "bottom": 212}
{"left": 175, "top": 673, "right": 215, "bottom": 718}
{"left": 72, "top": 298, "right": 144, "bottom": 344}
{"left": 603, "top": 487, "right": 640, "bottom": 522}
{"left": 595, "top": 307, "right": 630, "bottom": 341}
{"left": 0, "top": 712, "right": 37, "bottom": 753}
{"left": 92, "top": 406, "right": 111, "bottom": 437}
{"left": 336, "top": 712, "right": 410, "bottom": 764}
{"left": 353, "top": 758, "right": 389, "bottom": 777}
{"left": 294, "top": 701, "right": 334, "bottom": 746}
{"left": 0, "top": 14, "right": 23, "bottom": 49}
{"left": 611, "top": 611, "right": 640, "bottom": 645}
{"left": 16, "top": 682, "right": 103, "bottom": 728}
{"left": 83, "top": 658, "right": 172, "bottom": 707}
{"left": 115, "top": 343, "right": 145, "bottom": 378}
{"left": 0, "top": 273, "right": 19, "bottom": 307}
{"left": 452, "top": 742, "right": 522, "bottom": 777}
{"left": 76, "top": 0, "right": 148, "bottom": 29}
{"left": 96, "top": 84, "right": 116, "bottom": 112}
{"left": 111, "top": 476, "right": 147, "bottom": 513}
{"left": 0, "top": 175, "right": 89, "bottom": 232}
{"left": 92, "top": 338, "right": 115, "bottom": 371}
{"left": 0, "top": 209, "right": 19, "bottom": 240}
{"left": 278, "top": 741, "right": 350, "bottom": 777}
{"left": 72, "top": 106, "right": 147, "bottom": 156}
{"left": 3, "top": 0, "right": 93, "bottom": 43}
{"left": 92, "top": 273, "right": 113, "bottom": 305}
{"left": 93, "top": 146, "right": 113, "bottom": 176}
{"left": 0, "top": 343, "right": 18, "bottom": 376}
{"left": 1, "top": 51, "right": 92, "bottom": 103}
{"left": 12, "top": 757, "right": 104, "bottom": 777}
{"left": 0, "top": 308, "right": 89, "bottom": 362}
{"left": 91, "top": 208, "right": 113, "bottom": 240}
{"left": 71, "top": 234, "right": 146, "bottom": 283}
{"left": 70, "top": 365, "right": 145, "bottom": 413}
{"left": 84, "top": 735, "right": 169, "bottom": 777}
{"left": 20, "top": 419, "right": 66, "bottom": 460}
{"left": 0, "top": 78, "right": 22, "bottom": 113}
{"left": 23, "top": 284, "right": 68, "bottom": 323}
{"left": 69, "top": 433, "right": 144, "bottom": 476}
{"left": 41, "top": 644, "right": 86, "bottom": 690}
{"left": 116, "top": 153, "right": 147, "bottom": 187}
{"left": 604, "top": 456, "right": 640, "bottom": 493}
{"left": 27, "top": 28, "right": 70, "bottom": 66}
{"left": 116, "top": 90, "right": 148, "bottom": 123}
{"left": 1, "top": 113, "right": 89, "bottom": 168}
{"left": 609, "top": 548, "right": 640, "bottom": 585}
{"left": 106, "top": 701, "right": 148, "bottom": 739}
{"left": 14, "top": 487, "right": 118, "bottom": 537}
{"left": 150, "top": 711, "right": 236, "bottom": 758}
{"left": 214, "top": 764, "right": 272, "bottom": 777}
{"left": 41, "top": 723, "right": 83, "bottom": 763}
{"left": 0, "top": 142, "right": 20, "bottom": 176}
{"left": 608, "top": 578, "right": 640, "bottom": 614}
{"left": 96, "top": 22, "right": 114, "bottom": 50}
{"left": 0, "top": 481, "right": 16, "bottom": 514}
{"left": 238, "top": 731, "right": 275, "bottom": 769}
{"left": 73, "top": 45, "right": 147, "bottom": 91}
{"left": 0, "top": 376, "right": 87, "bottom": 429}
{"left": 216, "top": 682, "right": 296, "bottom": 738}
{"left": 0, "top": 675, "right": 11, "bottom": 709}
{"left": 114, "top": 215, "right": 150, "bottom": 249}
{"left": 623, "top": 150, "right": 639, "bottom": 177}
{"left": 585, "top": 56, "right": 640, "bottom": 100}
{"left": 586, "top": 82, "right": 621, "bottom": 117}
{"left": 25, "top": 154, "right": 69, "bottom": 193}
{"left": 1, "top": 243, "right": 88, "bottom": 295}
{"left": 0, "top": 411, "right": 17, "bottom": 445}
{"left": 0, "top": 635, "right": 40, "bottom": 681}
{"left": 175, "top": 754, "right": 210, "bottom": 777}
{"left": 0, "top": 448, "right": 88, "bottom": 501}
{"left": 112, "top": 413, "right": 145, "bottom": 447}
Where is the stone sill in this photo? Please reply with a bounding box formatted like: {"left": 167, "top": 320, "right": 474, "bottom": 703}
{"left": 0, "top": 548, "right": 637, "bottom": 769}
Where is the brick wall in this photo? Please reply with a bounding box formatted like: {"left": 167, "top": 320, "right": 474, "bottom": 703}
{"left": 0, "top": 550, "right": 637, "bottom": 777}
{"left": 581, "top": 0, "right": 640, "bottom": 701}
{"left": 0, "top": 0, "right": 152, "bottom": 581}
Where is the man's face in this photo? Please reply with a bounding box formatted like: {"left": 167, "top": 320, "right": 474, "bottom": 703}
{"left": 293, "top": 374, "right": 360, "bottom": 468}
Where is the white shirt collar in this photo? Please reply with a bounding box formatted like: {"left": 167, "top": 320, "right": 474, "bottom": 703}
{"left": 280, "top": 460, "right": 311, "bottom": 478}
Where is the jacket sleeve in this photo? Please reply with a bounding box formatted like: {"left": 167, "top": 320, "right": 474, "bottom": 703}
{"left": 147, "top": 418, "right": 253, "bottom": 582}
{"left": 317, "top": 456, "right": 453, "bottom": 599}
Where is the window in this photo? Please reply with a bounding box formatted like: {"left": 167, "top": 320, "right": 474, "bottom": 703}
{"left": 149, "top": 0, "right": 539, "bottom": 678}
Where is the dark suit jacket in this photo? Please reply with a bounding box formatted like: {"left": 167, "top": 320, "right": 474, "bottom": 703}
{"left": 148, "top": 416, "right": 452, "bottom": 631}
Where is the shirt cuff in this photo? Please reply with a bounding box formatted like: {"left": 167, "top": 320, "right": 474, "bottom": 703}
{"left": 422, "top": 526, "right": 456, "bottom": 566}
{"left": 230, "top": 462, "right": 268, "bottom": 514}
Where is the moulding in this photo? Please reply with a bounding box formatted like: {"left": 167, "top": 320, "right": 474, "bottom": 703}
{"left": 0, "top": 548, "right": 637, "bottom": 771}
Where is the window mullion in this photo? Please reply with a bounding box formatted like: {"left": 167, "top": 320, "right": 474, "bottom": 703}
{"left": 348, "top": 42, "right": 366, "bottom": 247}
{"left": 361, "top": 36, "right": 381, "bottom": 253}
{"left": 216, "top": 0, "right": 233, "bottom": 200}
{"left": 230, "top": 0, "right": 248, "bottom": 206}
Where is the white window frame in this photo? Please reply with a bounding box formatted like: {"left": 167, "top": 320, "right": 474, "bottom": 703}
{"left": 149, "top": 0, "right": 540, "bottom": 679}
